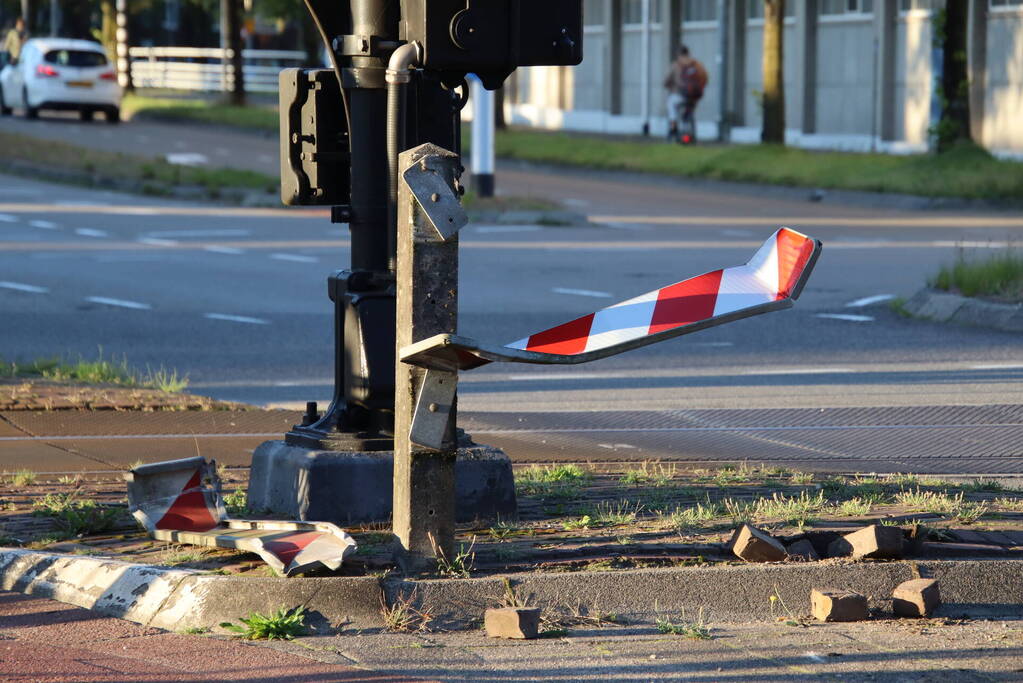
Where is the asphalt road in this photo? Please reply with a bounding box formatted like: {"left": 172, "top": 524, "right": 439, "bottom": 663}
{"left": 2, "top": 114, "right": 1022, "bottom": 472}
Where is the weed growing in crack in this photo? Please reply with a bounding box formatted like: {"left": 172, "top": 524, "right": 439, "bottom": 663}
{"left": 220, "top": 606, "right": 306, "bottom": 640}
{"left": 655, "top": 607, "right": 711, "bottom": 639}
{"left": 381, "top": 590, "right": 434, "bottom": 632}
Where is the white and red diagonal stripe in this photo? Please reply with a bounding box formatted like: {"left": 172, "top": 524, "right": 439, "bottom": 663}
{"left": 508, "top": 228, "right": 816, "bottom": 356}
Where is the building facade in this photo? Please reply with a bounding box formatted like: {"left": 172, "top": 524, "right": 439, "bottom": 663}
{"left": 501, "top": 0, "right": 1023, "bottom": 157}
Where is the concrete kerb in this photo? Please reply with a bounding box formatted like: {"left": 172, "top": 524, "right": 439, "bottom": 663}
{"left": 3, "top": 547, "right": 1022, "bottom": 633}
{"left": 903, "top": 288, "right": 1023, "bottom": 332}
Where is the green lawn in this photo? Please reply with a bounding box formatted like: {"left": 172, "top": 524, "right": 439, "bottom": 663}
{"left": 123, "top": 93, "right": 278, "bottom": 131}
{"left": 0, "top": 130, "right": 277, "bottom": 197}
{"left": 484, "top": 129, "right": 1023, "bottom": 201}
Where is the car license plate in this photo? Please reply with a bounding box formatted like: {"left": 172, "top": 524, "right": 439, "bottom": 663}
{"left": 66, "top": 80, "right": 93, "bottom": 88}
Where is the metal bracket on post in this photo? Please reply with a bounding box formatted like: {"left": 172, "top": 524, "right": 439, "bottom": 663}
{"left": 402, "top": 157, "right": 467, "bottom": 241}
{"left": 409, "top": 368, "right": 457, "bottom": 450}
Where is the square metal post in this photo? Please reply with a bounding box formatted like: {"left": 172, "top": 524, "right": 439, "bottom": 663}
{"left": 393, "top": 143, "right": 466, "bottom": 568}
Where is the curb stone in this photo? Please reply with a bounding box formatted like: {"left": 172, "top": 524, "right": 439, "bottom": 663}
{"left": 3, "top": 548, "right": 1021, "bottom": 632}
{"left": 902, "top": 288, "right": 1023, "bottom": 333}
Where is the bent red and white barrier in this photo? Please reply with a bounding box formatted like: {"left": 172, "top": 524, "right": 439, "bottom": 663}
{"left": 401, "top": 227, "right": 822, "bottom": 372}
{"left": 125, "top": 456, "right": 357, "bottom": 576}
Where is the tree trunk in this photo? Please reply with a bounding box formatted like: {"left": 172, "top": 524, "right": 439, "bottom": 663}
{"left": 761, "top": 0, "right": 785, "bottom": 144}
{"left": 937, "top": 0, "right": 971, "bottom": 152}
{"left": 99, "top": 0, "right": 116, "bottom": 60}
{"left": 221, "top": 0, "right": 245, "bottom": 106}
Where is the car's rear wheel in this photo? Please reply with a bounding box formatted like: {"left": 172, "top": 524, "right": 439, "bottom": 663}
{"left": 22, "top": 88, "right": 38, "bottom": 119}
{"left": 0, "top": 86, "right": 11, "bottom": 116}
{"left": 80, "top": 108, "right": 94, "bottom": 122}
{"left": 105, "top": 106, "right": 120, "bottom": 124}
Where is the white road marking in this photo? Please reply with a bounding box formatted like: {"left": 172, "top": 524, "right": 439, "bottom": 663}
{"left": 75, "top": 228, "right": 109, "bottom": 238}
{"left": 552, "top": 287, "right": 614, "bottom": 298}
{"left": 475, "top": 225, "right": 541, "bottom": 233}
{"left": 29, "top": 220, "right": 58, "bottom": 229}
{"left": 597, "top": 443, "right": 637, "bottom": 449}
{"left": 0, "top": 281, "right": 48, "bottom": 293}
{"left": 85, "top": 296, "right": 152, "bottom": 310}
{"left": 204, "top": 245, "right": 245, "bottom": 255}
{"left": 270, "top": 253, "right": 318, "bottom": 263}
{"left": 744, "top": 367, "right": 854, "bottom": 376}
{"left": 137, "top": 237, "right": 178, "bottom": 246}
{"left": 165, "top": 153, "right": 209, "bottom": 166}
{"left": 149, "top": 229, "right": 250, "bottom": 238}
{"left": 934, "top": 240, "right": 1009, "bottom": 249}
{"left": 471, "top": 423, "right": 1023, "bottom": 435}
{"left": 506, "top": 371, "right": 631, "bottom": 381}
{"left": 205, "top": 313, "right": 270, "bottom": 325}
{"left": 970, "top": 363, "right": 1023, "bottom": 370}
{"left": 816, "top": 313, "right": 875, "bottom": 322}
{"left": 0, "top": 214, "right": 19, "bottom": 222}
{"left": 846, "top": 294, "right": 895, "bottom": 307}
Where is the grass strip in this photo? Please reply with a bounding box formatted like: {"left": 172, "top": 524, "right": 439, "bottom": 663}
{"left": 486, "top": 130, "right": 1023, "bottom": 201}
{"left": 0, "top": 129, "right": 278, "bottom": 198}
{"left": 930, "top": 248, "right": 1023, "bottom": 302}
{"left": 1, "top": 353, "right": 188, "bottom": 393}
{"left": 122, "top": 93, "right": 279, "bottom": 132}
{"left": 119, "top": 94, "right": 1023, "bottom": 201}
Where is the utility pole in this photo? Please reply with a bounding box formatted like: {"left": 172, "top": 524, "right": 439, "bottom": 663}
{"left": 761, "top": 0, "right": 786, "bottom": 144}
{"left": 469, "top": 75, "right": 495, "bottom": 198}
{"left": 115, "top": 0, "right": 133, "bottom": 91}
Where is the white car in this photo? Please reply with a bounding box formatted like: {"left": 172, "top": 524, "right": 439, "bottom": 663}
{"left": 0, "top": 38, "right": 121, "bottom": 122}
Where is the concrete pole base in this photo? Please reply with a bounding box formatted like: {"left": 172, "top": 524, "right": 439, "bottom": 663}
{"left": 248, "top": 440, "right": 517, "bottom": 525}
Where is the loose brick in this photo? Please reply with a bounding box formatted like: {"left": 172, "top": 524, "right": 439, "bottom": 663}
{"left": 839, "top": 525, "right": 904, "bottom": 559}
{"left": 811, "top": 588, "right": 869, "bottom": 622}
{"left": 786, "top": 539, "right": 820, "bottom": 561}
{"left": 892, "top": 578, "right": 940, "bottom": 618}
{"left": 484, "top": 607, "right": 541, "bottom": 639}
{"left": 731, "top": 524, "right": 788, "bottom": 562}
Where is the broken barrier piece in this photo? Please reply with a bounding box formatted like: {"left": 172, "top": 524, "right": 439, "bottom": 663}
{"left": 401, "top": 228, "right": 821, "bottom": 372}
{"left": 125, "top": 456, "right": 357, "bottom": 576}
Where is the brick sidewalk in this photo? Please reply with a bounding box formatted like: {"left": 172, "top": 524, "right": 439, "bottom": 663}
{"left": 0, "top": 592, "right": 432, "bottom": 683}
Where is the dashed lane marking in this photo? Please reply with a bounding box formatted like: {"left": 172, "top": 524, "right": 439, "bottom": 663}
{"left": 846, "top": 294, "right": 895, "bottom": 307}
{"left": 270, "top": 253, "right": 318, "bottom": 263}
{"left": 816, "top": 313, "right": 875, "bottom": 322}
{"left": 204, "top": 246, "right": 245, "bottom": 255}
{"left": 74, "top": 228, "right": 109, "bottom": 238}
{"left": 29, "top": 220, "right": 58, "bottom": 229}
{"left": 475, "top": 226, "right": 541, "bottom": 233}
{"left": 552, "top": 287, "right": 614, "bottom": 298}
{"left": 744, "top": 367, "right": 855, "bottom": 376}
{"left": 85, "top": 296, "right": 152, "bottom": 310}
{"left": 0, "top": 281, "right": 48, "bottom": 293}
{"left": 0, "top": 214, "right": 17, "bottom": 222}
{"left": 147, "top": 229, "right": 250, "bottom": 238}
{"left": 138, "top": 237, "right": 178, "bottom": 246}
{"left": 204, "top": 313, "right": 270, "bottom": 325}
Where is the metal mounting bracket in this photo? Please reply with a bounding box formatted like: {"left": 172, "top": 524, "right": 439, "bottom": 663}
{"left": 409, "top": 368, "right": 457, "bottom": 449}
{"left": 402, "top": 157, "right": 467, "bottom": 241}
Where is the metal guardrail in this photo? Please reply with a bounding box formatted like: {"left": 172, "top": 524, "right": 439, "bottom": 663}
{"left": 128, "top": 47, "right": 309, "bottom": 93}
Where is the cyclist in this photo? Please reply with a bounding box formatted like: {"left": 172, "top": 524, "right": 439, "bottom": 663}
{"left": 663, "top": 45, "right": 707, "bottom": 144}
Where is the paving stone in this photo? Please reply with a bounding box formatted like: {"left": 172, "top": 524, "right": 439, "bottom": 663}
{"left": 811, "top": 588, "right": 869, "bottom": 622}
{"left": 829, "top": 525, "right": 903, "bottom": 560}
{"left": 484, "top": 608, "right": 540, "bottom": 639}
{"left": 892, "top": 578, "right": 941, "bottom": 618}
{"left": 785, "top": 539, "right": 819, "bottom": 561}
{"left": 731, "top": 524, "right": 788, "bottom": 563}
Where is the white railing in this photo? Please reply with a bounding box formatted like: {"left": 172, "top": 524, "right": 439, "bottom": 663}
{"left": 128, "top": 47, "right": 310, "bottom": 93}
